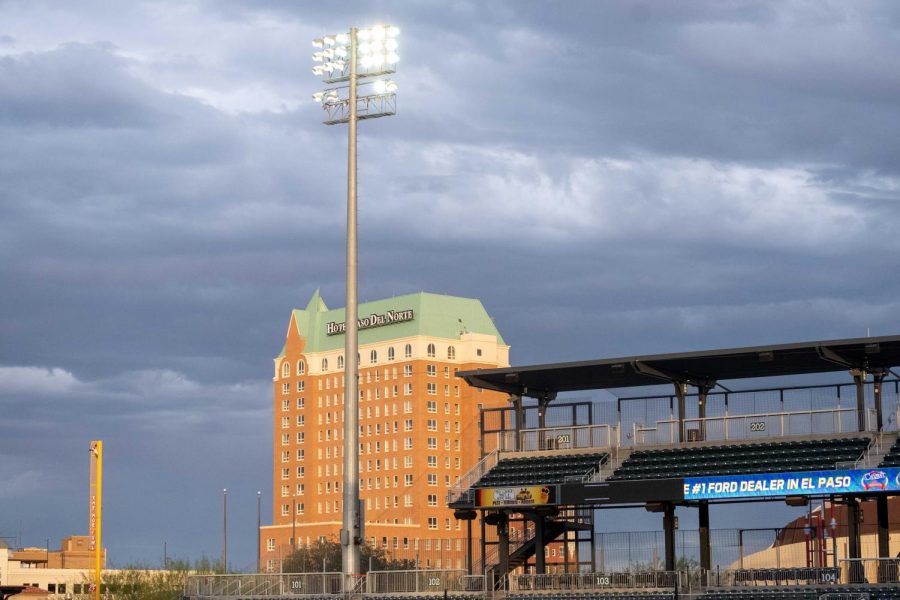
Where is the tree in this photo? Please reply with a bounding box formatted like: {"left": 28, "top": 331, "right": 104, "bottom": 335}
{"left": 282, "top": 538, "right": 416, "bottom": 574}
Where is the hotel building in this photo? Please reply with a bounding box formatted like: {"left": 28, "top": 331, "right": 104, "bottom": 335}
{"left": 260, "top": 291, "right": 509, "bottom": 571}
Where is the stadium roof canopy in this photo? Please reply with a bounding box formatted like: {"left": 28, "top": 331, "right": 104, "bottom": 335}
{"left": 459, "top": 334, "right": 900, "bottom": 398}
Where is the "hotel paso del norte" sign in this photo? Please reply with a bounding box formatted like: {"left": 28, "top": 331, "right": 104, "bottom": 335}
{"left": 326, "top": 308, "right": 414, "bottom": 336}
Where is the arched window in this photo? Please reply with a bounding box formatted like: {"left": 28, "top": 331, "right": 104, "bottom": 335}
{"left": 447, "top": 346, "right": 456, "bottom": 360}
{"left": 404, "top": 344, "right": 412, "bottom": 358}
{"left": 297, "top": 360, "right": 305, "bottom": 375}
{"left": 370, "top": 350, "right": 378, "bottom": 364}
{"left": 282, "top": 362, "right": 290, "bottom": 377}
{"left": 337, "top": 355, "right": 344, "bottom": 370}
{"left": 388, "top": 347, "right": 395, "bottom": 361}
{"left": 322, "top": 358, "right": 329, "bottom": 372}
{"left": 427, "top": 343, "right": 436, "bottom": 358}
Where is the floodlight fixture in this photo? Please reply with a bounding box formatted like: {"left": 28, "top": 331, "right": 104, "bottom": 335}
{"left": 310, "top": 24, "right": 399, "bottom": 584}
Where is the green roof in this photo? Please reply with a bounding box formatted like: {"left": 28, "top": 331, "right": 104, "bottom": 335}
{"left": 279, "top": 290, "right": 505, "bottom": 356}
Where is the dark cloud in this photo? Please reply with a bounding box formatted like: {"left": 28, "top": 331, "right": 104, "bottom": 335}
{"left": 1, "top": 0, "right": 899, "bottom": 567}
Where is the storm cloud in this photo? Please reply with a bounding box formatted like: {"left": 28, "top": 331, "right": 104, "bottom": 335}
{"left": 1, "top": 0, "right": 899, "bottom": 566}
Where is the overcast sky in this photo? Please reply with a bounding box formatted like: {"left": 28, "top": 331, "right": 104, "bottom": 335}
{"left": 1, "top": 0, "right": 899, "bottom": 569}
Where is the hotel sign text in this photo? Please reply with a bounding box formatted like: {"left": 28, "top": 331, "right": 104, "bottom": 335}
{"left": 326, "top": 309, "right": 414, "bottom": 336}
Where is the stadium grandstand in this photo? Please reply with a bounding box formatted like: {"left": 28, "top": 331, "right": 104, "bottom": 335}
{"left": 185, "top": 334, "right": 900, "bottom": 600}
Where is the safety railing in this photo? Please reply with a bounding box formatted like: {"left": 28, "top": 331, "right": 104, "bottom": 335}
{"left": 184, "top": 573, "right": 345, "bottom": 597}
{"left": 634, "top": 408, "right": 876, "bottom": 446}
{"left": 508, "top": 571, "right": 680, "bottom": 591}
{"left": 501, "top": 424, "right": 618, "bottom": 453}
{"left": 366, "top": 569, "right": 485, "bottom": 593}
{"left": 709, "top": 567, "right": 841, "bottom": 587}
{"left": 448, "top": 450, "right": 499, "bottom": 505}
{"left": 840, "top": 558, "right": 900, "bottom": 584}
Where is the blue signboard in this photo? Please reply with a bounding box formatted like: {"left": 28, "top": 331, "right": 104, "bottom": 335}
{"left": 683, "top": 467, "right": 900, "bottom": 500}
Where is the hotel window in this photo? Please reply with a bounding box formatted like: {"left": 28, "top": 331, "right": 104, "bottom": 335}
{"left": 297, "top": 466, "right": 305, "bottom": 478}
{"left": 281, "top": 433, "right": 290, "bottom": 445}
{"left": 388, "top": 347, "right": 395, "bottom": 361}
{"left": 443, "top": 402, "right": 450, "bottom": 414}
{"left": 297, "top": 415, "right": 305, "bottom": 426}
{"left": 281, "top": 417, "right": 290, "bottom": 429}
{"left": 281, "top": 468, "right": 289, "bottom": 480}
{"left": 403, "top": 400, "right": 412, "bottom": 413}
{"left": 426, "top": 400, "right": 437, "bottom": 413}
{"left": 403, "top": 364, "right": 412, "bottom": 377}
{"left": 427, "top": 343, "right": 435, "bottom": 357}
{"left": 282, "top": 362, "right": 290, "bottom": 378}
{"left": 404, "top": 344, "right": 412, "bottom": 358}
{"left": 455, "top": 457, "right": 461, "bottom": 469}
{"left": 404, "top": 383, "right": 413, "bottom": 395}
{"left": 281, "top": 451, "right": 290, "bottom": 462}
{"left": 404, "top": 474, "right": 414, "bottom": 486}
{"left": 444, "top": 385, "right": 450, "bottom": 397}
{"left": 445, "top": 420, "right": 451, "bottom": 432}
{"left": 404, "top": 437, "right": 413, "bottom": 449}
{"left": 444, "top": 438, "right": 451, "bottom": 450}
{"left": 428, "top": 517, "right": 438, "bottom": 530}
{"left": 297, "top": 483, "right": 304, "bottom": 495}
{"left": 297, "top": 398, "right": 304, "bottom": 409}
{"left": 267, "top": 538, "right": 275, "bottom": 551}
{"left": 281, "top": 504, "right": 290, "bottom": 516}
{"left": 322, "top": 358, "right": 329, "bottom": 371}
{"left": 297, "top": 449, "right": 304, "bottom": 460}
{"left": 427, "top": 455, "right": 437, "bottom": 468}
{"left": 427, "top": 437, "right": 437, "bottom": 449}
{"left": 426, "top": 364, "right": 436, "bottom": 377}
{"left": 281, "top": 484, "right": 289, "bottom": 497}
{"left": 282, "top": 399, "right": 290, "bottom": 411}
{"left": 297, "top": 360, "right": 305, "bottom": 375}
{"left": 297, "top": 503, "right": 304, "bottom": 515}
{"left": 404, "top": 455, "right": 413, "bottom": 467}
{"left": 337, "top": 355, "right": 344, "bottom": 369}
{"left": 445, "top": 457, "right": 451, "bottom": 468}
{"left": 427, "top": 473, "right": 437, "bottom": 486}
{"left": 427, "top": 494, "right": 437, "bottom": 507}
{"left": 297, "top": 432, "right": 305, "bottom": 443}
{"left": 404, "top": 419, "right": 413, "bottom": 431}
{"left": 297, "top": 381, "right": 304, "bottom": 391}
{"left": 427, "top": 419, "right": 437, "bottom": 431}
{"left": 445, "top": 519, "right": 452, "bottom": 530}
{"left": 447, "top": 346, "right": 455, "bottom": 360}
{"left": 455, "top": 386, "right": 460, "bottom": 397}
{"left": 444, "top": 366, "right": 450, "bottom": 378}
{"left": 454, "top": 403, "right": 460, "bottom": 415}
{"left": 427, "top": 383, "right": 437, "bottom": 395}
{"left": 370, "top": 350, "right": 378, "bottom": 364}
{"left": 282, "top": 383, "right": 290, "bottom": 395}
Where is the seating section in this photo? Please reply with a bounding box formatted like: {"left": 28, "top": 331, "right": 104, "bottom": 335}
{"left": 508, "top": 593, "right": 674, "bottom": 600}
{"left": 702, "top": 586, "right": 900, "bottom": 600}
{"left": 609, "top": 437, "right": 870, "bottom": 481}
{"left": 879, "top": 438, "right": 900, "bottom": 467}
{"left": 474, "top": 453, "right": 608, "bottom": 488}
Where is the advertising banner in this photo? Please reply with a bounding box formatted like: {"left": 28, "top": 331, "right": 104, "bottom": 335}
{"left": 476, "top": 485, "right": 557, "bottom": 507}
{"left": 684, "top": 467, "right": 900, "bottom": 500}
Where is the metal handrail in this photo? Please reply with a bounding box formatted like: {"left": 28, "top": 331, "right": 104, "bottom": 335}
{"left": 635, "top": 407, "right": 875, "bottom": 447}
{"left": 448, "top": 449, "right": 499, "bottom": 504}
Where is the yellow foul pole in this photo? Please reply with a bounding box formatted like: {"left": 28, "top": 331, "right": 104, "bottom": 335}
{"left": 89, "top": 441, "right": 103, "bottom": 600}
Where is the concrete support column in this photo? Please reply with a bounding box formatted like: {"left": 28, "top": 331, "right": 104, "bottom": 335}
{"left": 846, "top": 497, "right": 863, "bottom": 583}
{"left": 699, "top": 501, "right": 711, "bottom": 573}
{"left": 851, "top": 369, "right": 867, "bottom": 432}
{"left": 663, "top": 504, "right": 676, "bottom": 571}
{"left": 533, "top": 515, "right": 546, "bottom": 574}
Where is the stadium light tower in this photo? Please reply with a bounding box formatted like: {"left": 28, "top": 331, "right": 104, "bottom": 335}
{"left": 311, "top": 24, "right": 399, "bottom": 583}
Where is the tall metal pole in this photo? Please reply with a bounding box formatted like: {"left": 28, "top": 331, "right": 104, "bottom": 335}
{"left": 222, "top": 488, "right": 228, "bottom": 573}
{"left": 257, "top": 491, "right": 262, "bottom": 572}
{"left": 341, "top": 26, "right": 361, "bottom": 583}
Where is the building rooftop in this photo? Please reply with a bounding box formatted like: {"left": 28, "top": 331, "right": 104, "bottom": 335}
{"left": 279, "top": 290, "right": 505, "bottom": 356}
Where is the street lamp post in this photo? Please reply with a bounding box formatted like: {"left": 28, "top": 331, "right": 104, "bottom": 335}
{"left": 311, "top": 24, "right": 399, "bottom": 583}
{"left": 222, "top": 488, "right": 228, "bottom": 574}
{"left": 257, "top": 491, "right": 262, "bottom": 572}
